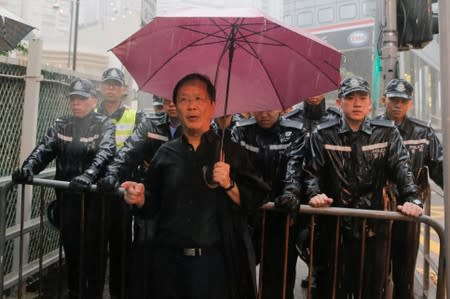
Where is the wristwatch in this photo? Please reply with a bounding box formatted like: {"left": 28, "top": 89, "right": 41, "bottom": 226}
{"left": 223, "top": 180, "right": 235, "bottom": 191}
{"left": 411, "top": 198, "right": 423, "bottom": 208}
{"left": 85, "top": 168, "right": 96, "bottom": 177}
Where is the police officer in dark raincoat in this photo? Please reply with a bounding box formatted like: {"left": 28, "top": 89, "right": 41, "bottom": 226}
{"left": 120, "top": 73, "right": 267, "bottom": 299}
{"left": 232, "top": 110, "right": 305, "bottom": 299}
{"left": 12, "top": 79, "right": 115, "bottom": 299}
{"left": 303, "top": 77, "right": 423, "bottom": 299}
{"left": 378, "top": 78, "right": 443, "bottom": 299}
{"left": 283, "top": 94, "right": 340, "bottom": 288}
{"left": 98, "top": 96, "right": 182, "bottom": 298}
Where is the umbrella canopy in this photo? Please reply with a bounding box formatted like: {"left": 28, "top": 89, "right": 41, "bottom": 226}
{"left": 112, "top": 7, "right": 342, "bottom": 116}
{"left": 0, "top": 8, "right": 34, "bottom": 52}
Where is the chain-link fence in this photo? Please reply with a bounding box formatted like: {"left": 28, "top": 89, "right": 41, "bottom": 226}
{"left": 0, "top": 56, "right": 100, "bottom": 289}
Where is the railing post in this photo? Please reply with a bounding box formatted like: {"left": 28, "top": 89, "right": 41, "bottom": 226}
{"left": 13, "top": 38, "right": 43, "bottom": 289}
{"left": 439, "top": 0, "right": 450, "bottom": 297}
{"left": 0, "top": 182, "right": 14, "bottom": 295}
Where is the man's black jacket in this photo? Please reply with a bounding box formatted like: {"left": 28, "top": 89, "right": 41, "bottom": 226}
{"left": 21, "top": 112, "right": 115, "bottom": 181}
{"left": 139, "top": 130, "right": 269, "bottom": 299}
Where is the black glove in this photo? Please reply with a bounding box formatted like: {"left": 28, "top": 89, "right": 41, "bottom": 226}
{"left": 69, "top": 173, "right": 94, "bottom": 191}
{"left": 97, "top": 175, "right": 120, "bottom": 193}
{"left": 275, "top": 193, "right": 300, "bottom": 215}
{"left": 12, "top": 167, "right": 34, "bottom": 184}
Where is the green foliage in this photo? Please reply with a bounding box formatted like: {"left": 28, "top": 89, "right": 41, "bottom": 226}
{"left": 0, "top": 42, "right": 28, "bottom": 57}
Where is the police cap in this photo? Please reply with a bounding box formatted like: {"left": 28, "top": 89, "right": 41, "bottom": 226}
{"left": 68, "top": 79, "right": 97, "bottom": 98}
{"left": 153, "top": 95, "right": 164, "bottom": 107}
{"left": 102, "top": 67, "right": 125, "bottom": 85}
{"left": 338, "top": 76, "right": 370, "bottom": 98}
{"left": 384, "top": 78, "right": 413, "bottom": 99}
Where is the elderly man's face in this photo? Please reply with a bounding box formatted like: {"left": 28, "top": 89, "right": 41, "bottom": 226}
{"left": 175, "top": 80, "right": 215, "bottom": 134}
{"left": 254, "top": 110, "right": 281, "bottom": 129}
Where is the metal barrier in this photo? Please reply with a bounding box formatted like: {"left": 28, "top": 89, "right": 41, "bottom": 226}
{"left": 1, "top": 178, "right": 446, "bottom": 298}
{"left": 260, "top": 203, "right": 446, "bottom": 299}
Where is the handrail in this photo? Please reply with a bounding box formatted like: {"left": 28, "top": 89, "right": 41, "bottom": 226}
{"left": 2, "top": 178, "right": 447, "bottom": 298}
{"left": 262, "top": 203, "right": 446, "bottom": 298}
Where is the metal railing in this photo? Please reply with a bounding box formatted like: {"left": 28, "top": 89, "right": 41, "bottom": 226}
{"left": 1, "top": 178, "right": 447, "bottom": 298}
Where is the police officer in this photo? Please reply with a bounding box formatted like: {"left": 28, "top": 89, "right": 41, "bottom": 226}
{"left": 98, "top": 95, "right": 181, "bottom": 298}
{"left": 97, "top": 67, "right": 145, "bottom": 299}
{"left": 304, "top": 76, "right": 423, "bottom": 299}
{"left": 152, "top": 95, "right": 164, "bottom": 114}
{"left": 232, "top": 110, "right": 305, "bottom": 299}
{"left": 12, "top": 79, "right": 115, "bottom": 299}
{"left": 378, "top": 78, "right": 443, "bottom": 299}
{"left": 283, "top": 94, "right": 341, "bottom": 288}
{"left": 283, "top": 94, "right": 340, "bottom": 132}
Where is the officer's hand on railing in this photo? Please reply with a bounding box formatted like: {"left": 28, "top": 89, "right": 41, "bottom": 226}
{"left": 308, "top": 193, "right": 333, "bottom": 208}
{"left": 69, "top": 173, "right": 94, "bottom": 191}
{"left": 12, "top": 167, "right": 34, "bottom": 184}
{"left": 275, "top": 193, "right": 300, "bottom": 212}
{"left": 397, "top": 202, "right": 423, "bottom": 217}
{"left": 97, "top": 175, "right": 120, "bottom": 193}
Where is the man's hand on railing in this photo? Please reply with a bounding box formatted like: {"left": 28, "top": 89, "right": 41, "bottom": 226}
{"left": 121, "top": 181, "right": 145, "bottom": 208}
{"left": 12, "top": 168, "right": 34, "bottom": 184}
{"left": 97, "top": 175, "right": 120, "bottom": 193}
{"left": 308, "top": 193, "right": 333, "bottom": 208}
{"left": 69, "top": 173, "right": 94, "bottom": 191}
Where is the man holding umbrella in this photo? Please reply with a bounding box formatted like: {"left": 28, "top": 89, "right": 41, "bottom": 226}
{"left": 121, "top": 73, "right": 267, "bottom": 299}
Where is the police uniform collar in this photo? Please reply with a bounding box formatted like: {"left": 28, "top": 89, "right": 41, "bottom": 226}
{"left": 256, "top": 119, "right": 281, "bottom": 135}
{"left": 339, "top": 118, "right": 372, "bottom": 134}
{"left": 98, "top": 102, "right": 126, "bottom": 120}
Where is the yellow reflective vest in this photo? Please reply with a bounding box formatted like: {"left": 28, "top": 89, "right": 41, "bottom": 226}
{"left": 112, "top": 108, "right": 136, "bottom": 149}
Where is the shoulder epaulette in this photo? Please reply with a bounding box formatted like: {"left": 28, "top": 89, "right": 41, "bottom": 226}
{"left": 326, "top": 106, "right": 341, "bottom": 116}
{"left": 235, "top": 118, "right": 256, "bottom": 127}
{"left": 55, "top": 115, "right": 70, "bottom": 123}
{"left": 280, "top": 118, "right": 303, "bottom": 130}
{"left": 316, "top": 118, "right": 339, "bottom": 130}
{"left": 282, "top": 108, "right": 302, "bottom": 119}
{"left": 370, "top": 119, "right": 395, "bottom": 128}
{"left": 408, "top": 117, "right": 431, "bottom": 128}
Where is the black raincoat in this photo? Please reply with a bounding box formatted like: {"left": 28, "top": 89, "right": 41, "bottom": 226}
{"left": 303, "top": 117, "right": 420, "bottom": 299}
{"left": 21, "top": 111, "right": 115, "bottom": 298}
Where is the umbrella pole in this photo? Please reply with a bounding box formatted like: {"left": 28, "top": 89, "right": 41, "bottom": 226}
{"left": 219, "top": 25, "right": 238, "bottom": 161}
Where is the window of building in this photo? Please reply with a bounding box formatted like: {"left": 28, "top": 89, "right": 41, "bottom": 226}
{"left": 298, "top": 12, "right": 313, "bottom": 27}
{"left": 340, "top": 4, "right": 357, "bottom": 20}
{"left": 318, "top": 7, "right": 334, "bottom": 23}
{"left": 361, "top": 2, "right": 376, "bottom": 18}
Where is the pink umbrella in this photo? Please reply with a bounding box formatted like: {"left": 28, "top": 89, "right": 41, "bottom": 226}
{"left": 112, "top": 7, "right": 341, "bottom": 117}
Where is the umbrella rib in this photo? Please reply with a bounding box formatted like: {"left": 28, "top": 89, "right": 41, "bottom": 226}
{"left": 140, "top": 27, "right": 232, "bottom": 87}
{"left": 235, "top": 25, "right": 340, "bottom": 86}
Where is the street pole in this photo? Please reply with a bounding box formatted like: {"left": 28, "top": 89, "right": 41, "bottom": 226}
{"left": 381, "top": 0, "right": 398, "bottom": 83}
{"left": 67, "top": 0, "right": 74, "bottom": 68}
{"left": 72, "top": 0, "right": 80, "bottom": 71}
{"left": 438, "top": 0, "right": 450, "bottom": 296}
